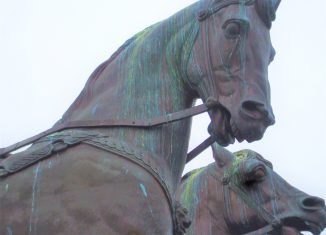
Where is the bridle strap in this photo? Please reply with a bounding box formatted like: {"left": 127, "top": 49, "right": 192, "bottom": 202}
{"left": 229, "top": 182, "right": 280, "bottom": 225}
{"left": 0, "top": 98, "right": 219, "bottom": 158}
{"left": 224, "top": 178, "right": 282, "bottom": 235}
{"left": 208, "top": 164, "right": 282, "bottom": 235}
{"left": 242, "top": 224, "right": 276, "bottom": 235}
{"left": 197, "top": 0, "right": 254, "bottom": 21}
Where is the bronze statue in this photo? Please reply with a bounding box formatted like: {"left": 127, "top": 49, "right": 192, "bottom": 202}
{"left": 178, "top": 144, "right": 326, "bottom": 235}
{"left": 0, "top": 0, "right": 280, "bottom": 234}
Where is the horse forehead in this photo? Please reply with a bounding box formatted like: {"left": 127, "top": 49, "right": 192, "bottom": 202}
{"left": 241, "top": 150, "right": 273, "bottom": 166}
{"left": 199, "top": 0, "right": 275, "bottom": 29}
{"left": 219, "top": 3, "right": 266, "bottom": 27}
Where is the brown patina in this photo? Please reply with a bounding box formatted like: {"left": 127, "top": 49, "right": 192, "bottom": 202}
{"left": 1, "top": 0, "right": 281, "bottom": 234}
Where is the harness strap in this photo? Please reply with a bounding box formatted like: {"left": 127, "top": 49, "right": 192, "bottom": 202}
{"left": 186, "top": 135, "right": 216, "bottom": 163}
{"left": 0, "top": 98, "right": 219, "bottom": 158}
{"left": 0, "top": 129, "right": 182, "bottom": 232}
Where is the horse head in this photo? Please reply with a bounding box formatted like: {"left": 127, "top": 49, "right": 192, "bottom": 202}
{"left": 210, "top": 144, "right": 326, "bottom": 234}
{"left": 185, "top": 0, "right": 280, "bottom": 146}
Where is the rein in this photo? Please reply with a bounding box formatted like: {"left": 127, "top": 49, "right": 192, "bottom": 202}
{"left": 0, "top": 98, "right": 219, "bottom": 159}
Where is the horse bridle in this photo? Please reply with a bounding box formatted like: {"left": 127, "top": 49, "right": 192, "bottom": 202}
{"left": 209, "top": 162, "right": 283, "bottom": 235}
{"left": 225, "top": 180, "right": 282, "bottom": 235}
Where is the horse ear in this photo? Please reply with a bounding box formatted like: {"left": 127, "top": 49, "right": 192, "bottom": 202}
{"left": 211, "top": 143, "right": 234, "bottom": 168}
{"left": 256, "top": 0, "right": 281, "bottom": 28}
{"left": 272, "top": 0, "right": 281, "bottom": 11}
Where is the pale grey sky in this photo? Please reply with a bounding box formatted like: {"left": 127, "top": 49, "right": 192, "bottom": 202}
{"left": 0, "top": 1, "right": 325, "bottom": 234}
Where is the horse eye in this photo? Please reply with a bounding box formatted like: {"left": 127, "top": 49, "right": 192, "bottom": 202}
{"left": 224, "top": 22, "right": 241, "bottom": 39}
{"left": 243, "top": 163, "right": 267, "bottom": 184}
{"left": 251, "top": 165, "right": 266, "bottom": 180}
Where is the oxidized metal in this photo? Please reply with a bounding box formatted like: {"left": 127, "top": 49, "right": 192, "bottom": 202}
{"left": 0, "top": 0, "right": 281, "bottom": 234}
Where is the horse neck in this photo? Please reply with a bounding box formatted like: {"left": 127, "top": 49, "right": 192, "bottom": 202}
{"left": 58, "top": 5, "right": 200, "bottom": 191}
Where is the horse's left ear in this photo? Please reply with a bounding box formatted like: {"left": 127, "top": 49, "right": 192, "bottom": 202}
{"left": 211, "top": 143, "right": 234, "bottom": 168}
{"left": 273, "top": 0, "right": 281, "bottom": 11}
{"left": 272, "top": 0, "right": 281, "bottom": 11}
{"left": 256, "top": 0, "right": 282, "bottom": 28}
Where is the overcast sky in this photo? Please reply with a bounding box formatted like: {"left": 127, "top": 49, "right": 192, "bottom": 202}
{"left": 0, "top": 1, "right": 325, "bottom": 233}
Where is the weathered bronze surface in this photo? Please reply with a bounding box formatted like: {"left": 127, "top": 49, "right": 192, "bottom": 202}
{"left": 178, "top": 144, "right": 326, "bottom": 235}
{"left": 0, "top": 0, "right": 280, "bottom": 234}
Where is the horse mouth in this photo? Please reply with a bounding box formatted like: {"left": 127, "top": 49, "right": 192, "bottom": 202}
{"left": 210, "top": 106, "right": 266, "bottom": 145}
{"left": 305, "top": 222, "right": 324, "bottom": 235}
{"left": 230, "top": 119, "right": 244, "bottom": 142}
{"left": 283, "top": 217, "right": 324, "bottom": 235}
{"left": 229, "top": 116, "right": 267, "bottom": 143}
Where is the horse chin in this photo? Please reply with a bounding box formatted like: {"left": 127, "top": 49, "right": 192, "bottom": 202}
{"left": 280, "top": 226, "right": 305, "bottom": 235}
{"left": 230, "top": 118, "right": 267, "bottom": 143}
{"left": 282, "top": 217, "right": 324, "bottom": 235}
{"left": 209, "top": 107, "right": 268, "bottom": 146}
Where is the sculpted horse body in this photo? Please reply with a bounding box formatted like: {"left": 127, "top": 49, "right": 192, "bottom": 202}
{"left": 177, "top": 145, "right": 326, "bottom": 235}
{"left": 1, "top": 0, "right": 279, "bottom": 234}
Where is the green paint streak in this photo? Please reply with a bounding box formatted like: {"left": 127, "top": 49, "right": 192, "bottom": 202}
{"left": 110, "top": 4, "right": 200, "bottom": 160}
{"left": 181, "top": 167, "right": 205, "bottom": 209}
{"left": 60, "top": 1, "right": 202, "bottom": 191}
{"left": 180, "top": 167, "right": 206, "bottom": 235}
{"left": 224, "top": 150, "right": 249, "bottom": 183}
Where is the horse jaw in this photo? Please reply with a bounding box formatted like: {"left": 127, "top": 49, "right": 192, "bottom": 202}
{"left": 281, "top": 217, "right": 325, "bottom": 235}
{"left": 280, "top": 226, "right": 305, "bottom": 235}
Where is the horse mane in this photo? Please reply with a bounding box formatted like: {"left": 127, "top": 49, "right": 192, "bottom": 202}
{"left": 71, "top": 0, "right": 277, "bottom": 90}
{"left": 181, "top": 165, "right": 209, "bottom": 182}
{"left": 114, "top": 4, "right": 199, "bottom": 71}
{"left": 101, "top": 2, "right": 200, "bottom": 72}
{"left": 106, "top": 35, "right": 137, "bottom": 66}
{"left": 58, "top": 2, "right": 200, "bottom": 124}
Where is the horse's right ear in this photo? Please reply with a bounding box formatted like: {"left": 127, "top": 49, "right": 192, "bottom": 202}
{"left": 211, "top": 143, "right": 234, "bottom": 168}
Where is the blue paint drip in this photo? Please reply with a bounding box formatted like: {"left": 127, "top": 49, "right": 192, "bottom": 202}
{"left": 91, "top": 104, "right": 98, "bottom": 116}
{"left": 6, "top": 226, "right": 13, "bottom": 235}
{"left": 139, "top": 183, "right": 148, "bottom": 197}
{"left": 48, "top": 160, "right": 52, "bottom": 169}
{"left": 29, "top": 162, "right": 42, "bottom": 234}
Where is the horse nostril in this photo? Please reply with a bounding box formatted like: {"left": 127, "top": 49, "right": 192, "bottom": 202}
{"left": 241, "top": 101, "right": 268, "bottom": 120}
{"left": 241, "top": 100, "right": 275, "bottom": 125}
{"left": 301, "top": 196, "right": 326, "bottom": 211}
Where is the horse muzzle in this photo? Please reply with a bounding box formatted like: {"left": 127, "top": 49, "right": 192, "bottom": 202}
{"left": 281, "top": 195, "right": 326, "bottom": 235}
{"left": 227, "top": 98, "right": 275, "bottom": 143}
{"left": 240, "top": 99, "right": 275, "bottom": 126}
